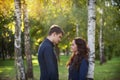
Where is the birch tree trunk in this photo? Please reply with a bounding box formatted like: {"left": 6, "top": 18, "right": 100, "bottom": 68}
{"left": 14, "top": 0, "right": 26, "bottom": 80}
{"left": 76, "top": 24, "right": 79, "bottom": 37}
{"left": 87, "top": 0, "right": 96, "bottom": 79}
{"left": 99, "top": 9, "right": 106, "bottom": 65}
{"left": 22, "top": 0, "right": 34, "bottom": 79}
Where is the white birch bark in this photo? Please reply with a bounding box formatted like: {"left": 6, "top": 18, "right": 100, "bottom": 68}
{"left": 99, "top": 9, "right": 106, "bottom": 65}
{"left": 14, "top": 0, "right": 26, "bottom": 80}
{"left": 22, "top": 0, "right": 34, "bottom": 79}
{"left": 87, "top": 0, "right": 96, "bottom": 79}
{"left": 76, "top": 24, "right": 79, "bottom": 37}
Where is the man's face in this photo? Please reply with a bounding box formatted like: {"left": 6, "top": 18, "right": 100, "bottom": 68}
{"left": 53, "top": 33, "right": 63, "bottom": 45}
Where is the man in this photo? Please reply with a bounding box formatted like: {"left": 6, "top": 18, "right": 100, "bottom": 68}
{"left": 38, "top": 24, "right": 64, "bottom": 80}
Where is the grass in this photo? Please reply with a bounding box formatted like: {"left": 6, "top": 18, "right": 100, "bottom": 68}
{"left": 0, "top": 55, "right": 120, "bottom": 80}
{"left": 94, "top": 57, "right": 120, "bottom": 80}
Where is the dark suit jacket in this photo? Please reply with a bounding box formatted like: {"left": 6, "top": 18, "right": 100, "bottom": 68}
{"left": 38, "top": 38, "right": 58, "bottom": 80}
{"left": 68, "top": 58, "right": 88, "bottom": 80}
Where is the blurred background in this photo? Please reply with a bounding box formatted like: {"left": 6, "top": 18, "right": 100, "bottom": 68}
{"left": 0, "top": 0, "right": 120, "bottom": 80}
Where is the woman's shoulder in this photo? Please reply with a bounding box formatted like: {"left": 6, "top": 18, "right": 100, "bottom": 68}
{"left": 81, "top": 58, "right": 88, "bottom": 65}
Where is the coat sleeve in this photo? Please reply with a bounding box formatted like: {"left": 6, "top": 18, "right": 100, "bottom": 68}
{"left": 79, "top": 59, "right": 88, "bottom": 80}
{"left": 44, "top": 46, "right": 58, "bottom": 80}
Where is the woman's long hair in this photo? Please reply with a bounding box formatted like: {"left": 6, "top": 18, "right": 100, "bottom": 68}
{"left": 66, "top": 37, "right": 89, "bottom": 70}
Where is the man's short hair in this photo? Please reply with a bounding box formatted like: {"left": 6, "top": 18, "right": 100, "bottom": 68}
{"left": 48, "top": 24, "right": 64, "bottom": 35}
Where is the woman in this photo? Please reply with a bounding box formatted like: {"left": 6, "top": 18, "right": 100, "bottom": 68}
{"left": 67, "top": 37, "right": 89, "bottom": 80}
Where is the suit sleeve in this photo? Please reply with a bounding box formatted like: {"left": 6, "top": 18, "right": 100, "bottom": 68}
{"left": 79, "top": 59, "right": 88, "bottom": 80}
{"left": 44, "top": 46, "right": 58, "bottom": 80}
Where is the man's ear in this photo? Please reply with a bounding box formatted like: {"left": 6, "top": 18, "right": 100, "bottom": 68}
{"left": 52, "top": 32, "right": 57, "bottom": 36}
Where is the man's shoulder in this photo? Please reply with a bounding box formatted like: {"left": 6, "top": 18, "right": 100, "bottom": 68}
{"left": 40, "top": 41, "right": 51, "bottom": 49}
{"left": 38, "top": 41, "right": 51, "bottom": 53}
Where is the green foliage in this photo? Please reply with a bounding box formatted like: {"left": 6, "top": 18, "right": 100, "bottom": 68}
{"left": 0, "top": 0, "right": 14, "bottom": 59}
{"left": 95, "top": 0, "right": 120, "bottom": 59}
{"left": 0, "top": 0, "right": 120, "bottom": 60}
{"left": 28, "top": 0, "right": 89, "bottom": 54}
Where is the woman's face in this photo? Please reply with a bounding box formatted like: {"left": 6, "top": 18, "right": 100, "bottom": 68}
{"left": 71, "top": 40, "right": 78, "bottom": 53}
